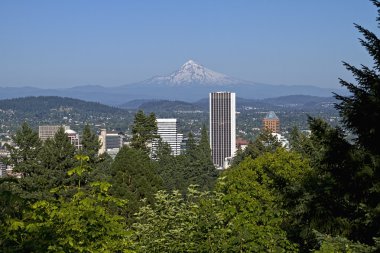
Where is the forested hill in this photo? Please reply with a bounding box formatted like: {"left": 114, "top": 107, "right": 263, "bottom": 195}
{"left": 0, "top": 96, "right": 124, "bottom": 114}
{"left": 0, "top": 96, "right": 132, "bottom": 132}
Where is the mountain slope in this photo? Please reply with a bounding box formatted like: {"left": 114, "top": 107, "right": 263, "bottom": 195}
{"left": 143, "top": 60, "right": 241, "bottom": 86}
{"left": 0, "top": 60, "right": 346, "bottom": 104}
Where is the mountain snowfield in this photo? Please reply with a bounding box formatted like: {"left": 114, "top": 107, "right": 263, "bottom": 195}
{"left": 0, "top": 59, "right": 344, "bottom": 105}
{"left": 144, "top": 60, "right": 241, "bottom": 86}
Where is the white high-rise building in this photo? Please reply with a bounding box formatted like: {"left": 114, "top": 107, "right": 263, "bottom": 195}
{"left": 153, "top": 118, "right": 183, "bottom": 156}
{"left": 209, "top": 92, "right": 236, "bottom": 169}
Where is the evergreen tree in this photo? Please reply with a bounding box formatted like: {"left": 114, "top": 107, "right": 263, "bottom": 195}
{"left": 40, "top": 127, "right": 76, "bottom": 189}
{"left": 182, "top": 129, "right": 218, "bottom": 191}
{"left": 130, "top": 110, "right": 158, "bottom": 153}
{"left": 4, "top": 123, "right": 45, "bottom": 199}
{"left": 109, "top": 146, "right": 162, "bottom": 220}
{"left": 80, "top": 124, "right": 100, "bottom": 165}
{"left": 330, "top": 0, "right": 380, "bottom": 246}
{"left": 184, "top": 132, "right": 197, "bottom": 159}
{"left": 2, "top": 167, "right": 133, "bottom": 252}
{"left": 232, "top": 129, "right": 281, "bottom": 165}
{"left": 5, "top": 122, "right": 43, "bottom": 178}
{"left": 334, "top": 0, "right": 380, "bottom": 157}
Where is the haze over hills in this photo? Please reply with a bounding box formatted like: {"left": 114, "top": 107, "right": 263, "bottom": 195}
{"left": 0, "top": 60, "right": 345, "bottom": 105}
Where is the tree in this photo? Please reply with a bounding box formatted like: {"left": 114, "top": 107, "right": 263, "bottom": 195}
{"left": 334, "top": 1, "right": 380, "bottom": 157}
{"left": 130, "top": 110, "right": 158, "bottom": 153}
{"left": 5, "top": 122, "right": 43, "bottom": 178}
{"left": 109, "top": 146, "right": 162, "bottom": 220}
{"left": 154, "top": 139, "right": 184, "bottom": 191}
{"left": 232, "top": 129, "right": 282, "bottom": 165}
{"left": 182, "top": 128, "right": 218, "bottom": 192}
{"left": 324, "top": 0, "right": 380, "bottom": 246}
{"left": 2, "top": 158, "right": 133, "bottom": 252}
{"left": 215, "top": 155, "right": 299, "bottom": 252}
{"left": 40, "top": 127, "right": 76, "bottom": 189}
{"left": 4, "top": 123, "right": 45, "bottom": 200}
{"left": 80, "top": 124, "right": 100, "bottom": 165}
{"left": 133, "top": 186, "right": 221, "bottom": 252}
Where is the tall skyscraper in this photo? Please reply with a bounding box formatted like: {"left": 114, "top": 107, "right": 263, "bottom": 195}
{"left": 209, "top": 92, "right": 236, "bottom": 169}
{"left": 263, "top": 111, "right": 280, "bottom": 133}
{"left": 152, "top": 118, "right": 183, "bottom": 156}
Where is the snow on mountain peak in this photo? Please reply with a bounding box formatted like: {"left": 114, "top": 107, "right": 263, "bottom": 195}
{"left": 146, "top": 60, "right": 240, "bottom": 86}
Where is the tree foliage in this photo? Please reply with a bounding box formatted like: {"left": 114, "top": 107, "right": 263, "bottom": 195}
{"left": 130, "top": 110, "right": 158, "bottom": 153}
{"left": 80, "top": 124, "right": 100, "bottom": 165}
{"left": 110, "top": 146, "right": 162, "bottom": 219}
{"left": 3, "top": 177, "right": 133, "bottom": 252}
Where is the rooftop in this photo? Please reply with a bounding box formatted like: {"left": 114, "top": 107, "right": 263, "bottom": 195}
{"left": 264, "top": 111, "right": 279, "bottom": 120}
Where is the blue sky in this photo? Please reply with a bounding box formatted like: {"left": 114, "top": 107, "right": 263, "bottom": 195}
{"left": 0, "top": 0, "right": 377, "bottom": 88}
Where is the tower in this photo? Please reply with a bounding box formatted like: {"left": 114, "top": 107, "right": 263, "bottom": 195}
{"left": 209, "top": 92, "right": 236, "bottom": 169}
{"left": 263, "top": 111, "right": 280, "bottom": 133}
{"left": 153, "top": 118, "right": 183, "bottom": 156}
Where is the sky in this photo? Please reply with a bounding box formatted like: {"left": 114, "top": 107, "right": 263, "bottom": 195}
{"left": 0, "top": 0, "right": 377, "bottom": 89}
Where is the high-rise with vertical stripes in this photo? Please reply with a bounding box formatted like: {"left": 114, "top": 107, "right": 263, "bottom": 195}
{"left": 209, "top": 92, "right": 236, "bottom": 169}
{"left": 153, "top": 118, "right": 183, "bottom": 156}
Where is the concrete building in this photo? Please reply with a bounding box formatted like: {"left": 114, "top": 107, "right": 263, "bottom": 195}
{"left": 0, "top": 149, "right": 9, "bottom": 177}
{"left": 98, "top": 129, "right": 123, "bottom": 157}
{"left": 39, "top": 125, "right": 70, "bottom": 141}
{"left": 263, "top": 111, "right": 280, "bottom": 133}
{"left": 271, "top": 133, "right": 289, "bottom": 149}
{"left": 65, "top": 129, "right": 81, "bottom": 149}
{"left": 152, "top": 118, "right": 183, "bottom": 156}
{"left": 209, "top": 92, "right": 236, "bottom": 169}
{"left": 39, "top": 125, "right": 80, "bottom": 148}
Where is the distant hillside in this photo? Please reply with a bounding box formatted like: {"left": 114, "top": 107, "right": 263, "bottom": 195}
{"left": 0, "top": 61, "right": 346, "bottom": 105}
{"left": 119, "top": 99, "right": 156, "bottom": 109}
{"left": 138, "top": 100, "right": 203, "bottom": 112}
{"left": 0, "top": 96, "right": 132, "bottom": 132}
{"left": 0, "top": 96, "right": 124, "bottom": 114}
{"left": 262, "top": 95, "right": 337, "bottom": 107}
{"left": 132, "top": 95, "right": 337, "bottom": 113}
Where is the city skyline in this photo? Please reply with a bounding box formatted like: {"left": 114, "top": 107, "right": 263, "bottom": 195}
{"left": 0, "top": 1, "right": 376, "bottom": 89}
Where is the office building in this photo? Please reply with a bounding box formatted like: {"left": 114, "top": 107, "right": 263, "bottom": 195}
{"left": 0, "top": 149, "right": 9, "bottom": 177}
{"left": 39, "top": 125, "right": 80, "bottom": 148}
{"left": 209, "top": 92, "right": 236, "bottom": 169}
{"left": 98, "top": 129, "right": 123, "bottom": 157}
{"left": 263, "top": 111, "right": 280, "bottom": 133}
{"left": 153, "top": 118, "right": 183, "bottom": 156}
{"left": 65, "top": 129, "right": 81, "bottom": 149}
{"left": 39, "top": 125, "right": 70, "bottom": 141}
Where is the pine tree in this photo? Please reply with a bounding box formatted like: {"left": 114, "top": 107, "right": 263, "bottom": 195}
{"left": 183, "top": 128, "right": 218, "bottom": 191}
{"left": 333, "top": 0, "right": 380, "bottom": 245}
{"left": 5, "top": 122, "right": 43, "bottom": 178}
{"left": 4, "top": 122, "right": 45, "bottom": 199}
{"left": 334, "top": 0, "right": 380, "bottom": 156}
{"left": 109, "top": 146, "right": 162, "bottom": 220}
{"left": 40, "top": 127, "right": 76, "bottom": 189}
{"left": 130, "top": 110, "right": 158, "bottom": 153}
{"left": 81, "top": 124, "right": 100, "bottom": 165}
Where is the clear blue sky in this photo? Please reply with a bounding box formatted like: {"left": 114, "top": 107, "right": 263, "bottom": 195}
{"left": 0, "top": 0, "right": 377, "bottom": 88}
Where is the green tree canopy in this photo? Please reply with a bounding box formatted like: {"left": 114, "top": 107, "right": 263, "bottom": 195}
{"left": 109, "top": 146, "right": 162, "bottom": 219}
{"left": 130, "top": 110, "right": 158, "bottom": 153}
{"left": 80, "top": 124, "right": 100, "bottom": 165}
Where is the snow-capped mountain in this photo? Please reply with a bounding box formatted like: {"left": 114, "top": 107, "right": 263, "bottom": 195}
{"left": 0, "top": 59, "right": 344, "bottom": 105}
{"left": 144, "top": 60, "right": 241, "bottom": 86}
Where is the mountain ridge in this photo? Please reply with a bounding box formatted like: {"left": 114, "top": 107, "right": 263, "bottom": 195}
{"left": 0, "top": 60, "right": 346, "bottom": 105}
